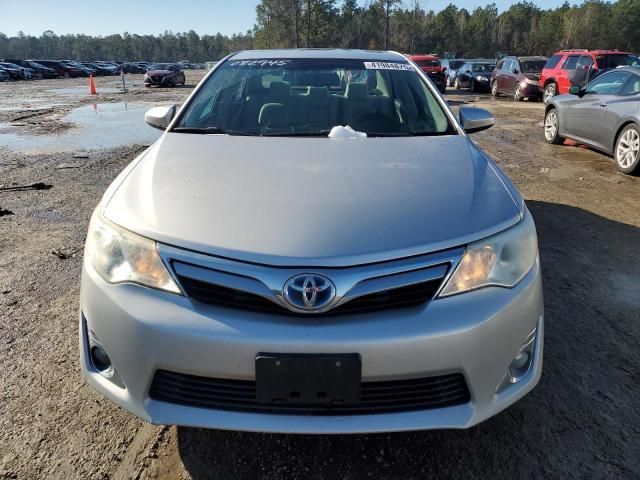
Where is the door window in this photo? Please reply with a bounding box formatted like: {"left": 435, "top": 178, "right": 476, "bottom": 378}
{"left": 544, "top": 55, "right": 563, "bottom": 69}
{"left": 585, "top": 71, "right": 631, "bottom": 95}
{"left": 562, "top": 56, "right": 579, "bottom": 70}
{"left": 577, "top": 55, "right": 593, "bottom": 69}
{"left": 619, "top": 74, "right": 640, "bottom": 96}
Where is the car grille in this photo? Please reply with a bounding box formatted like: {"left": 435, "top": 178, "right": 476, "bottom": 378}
{"left": 177, "top": 274, "right": 443, "bottom": 316}
{"left": 149, "top": 370, "right": 470, "bottom": 415}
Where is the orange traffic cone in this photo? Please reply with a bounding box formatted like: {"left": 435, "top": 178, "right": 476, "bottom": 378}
{"left": 89, "top": 75, "right": 96, "bottom": 95}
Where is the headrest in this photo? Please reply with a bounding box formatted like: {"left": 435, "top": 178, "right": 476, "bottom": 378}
{"left": 306, "top": 86, "right": 329, "bottom": 102}
{"left": 258, "top": 103, "right": 288, "bottom": 127}
{"left": 345, "top": 82, "right": 368, "bottom": 100}
{"left": 269, "top": 81, "right": 291, "bottom": 97}
{"left": 246, "top": 75, "right": 263, "bottom": 93}
{"left": 366, "top": 72, "right": 378, "bottom": 89}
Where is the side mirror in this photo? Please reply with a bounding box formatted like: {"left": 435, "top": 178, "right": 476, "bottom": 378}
{"left": 569, "top": 85, "right": 583, "bottom": 96}
{"left": 145, "top": 105, "right": 176, "bottom": 130}
{"left": 459, "top": 107, "right": 495, "bottom": 134}
{"left": 512, "top": 69, "right": 519, "bottom": 74}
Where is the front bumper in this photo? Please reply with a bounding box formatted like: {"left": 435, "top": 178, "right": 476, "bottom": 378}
{"left": 521, "top": 83, "right": 543, "bottom": 97}
{"left": 80, "top": 256, "right": 544, "bottom": 434}
{"left": 144, "top": 76, "right": 173, "bottom": 86}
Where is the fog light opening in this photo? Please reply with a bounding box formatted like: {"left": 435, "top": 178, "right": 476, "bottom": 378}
{"left": 90, "top": 345, "right": 112, "bottom": 372}
{"left": 497, "top": 326, "right": 537, "bottom": 393}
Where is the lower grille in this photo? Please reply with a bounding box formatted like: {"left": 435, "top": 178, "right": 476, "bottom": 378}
{"left": 177, "top": 275, "right": 443, "bottom": 316}
{"left": 149, "top": 370, "right": 470, "bottom": 415}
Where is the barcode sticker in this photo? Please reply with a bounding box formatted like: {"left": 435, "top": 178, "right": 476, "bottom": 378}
{"left": 364, "top": 62, "right": 413, "bottom": 71}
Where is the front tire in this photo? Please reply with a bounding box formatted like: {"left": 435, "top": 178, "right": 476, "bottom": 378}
{"left": 544, "top": 108, "right": 564, "bottom": 145}
{"left": 491, "top": 81, "right": 499, "bottom": 97}
{"left": 470, "top": 79, "right": 476, "bottom": 92}
{"left": 614, "top": 124, "right": 640, "bottom": 174}
{"left": 454, "top": 77, "right": 460, "bottom": 90}
{"left": 514, "top": 84, "right": 524, "bottom": 101}
{"left": 543, "top": 82, "right": 557, "bottom": 104}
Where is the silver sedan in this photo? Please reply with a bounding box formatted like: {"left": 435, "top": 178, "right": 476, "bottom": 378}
{"left": 80, "top": 49, "right": 543, "bottom": 434}
{"left": 544, "top": 66, "right": 640, "bottom": 174}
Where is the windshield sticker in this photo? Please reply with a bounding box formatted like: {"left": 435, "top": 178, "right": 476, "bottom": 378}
{"left": 228, "top": 59, "right": 291, "bottom": 67}
{"left": 364, "top": 62, "right": 413, "bottom": 71}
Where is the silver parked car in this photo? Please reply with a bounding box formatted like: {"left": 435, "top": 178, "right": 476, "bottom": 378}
{"left": 544, "top": 66, "right": 640, "bottom": 174}
{"left": 80, "top": 49, "right": 544, "bottom": 434}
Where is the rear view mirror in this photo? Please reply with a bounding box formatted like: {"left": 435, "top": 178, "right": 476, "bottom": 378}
{"left": 459, "top": 107, "right": 495, "bottom": 134}
{"left": 145, "top": 105, "right": 176, "bottom": 130}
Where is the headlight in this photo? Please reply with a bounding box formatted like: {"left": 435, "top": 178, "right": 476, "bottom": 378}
{"left": 521, "top": 78, "right": 538, "bottom": 86}
{"left": 439, "top": 211, "right": 538, "bottom": 297}
{"left": 85, "top": 211, "right": 181, "bottom": 294}
{"left": 476, "top": 75, "right": 488, "bottom": 81}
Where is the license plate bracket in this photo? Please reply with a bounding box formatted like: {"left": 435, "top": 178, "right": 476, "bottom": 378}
{"left": 255, "top": 353, "right": 361, "bottom": 406}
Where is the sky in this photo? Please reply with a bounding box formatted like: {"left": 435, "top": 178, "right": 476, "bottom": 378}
{"left": 0, "top": 0, "right": 569, "bottom": 37}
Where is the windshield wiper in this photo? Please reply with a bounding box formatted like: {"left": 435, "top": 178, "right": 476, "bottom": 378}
{"left": 171, "top": 126, "right": 254, "bottom": 135}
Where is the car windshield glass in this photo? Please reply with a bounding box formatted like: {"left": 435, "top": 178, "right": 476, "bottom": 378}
{"left": 596, "top": 55, "right": 636, "bottom": 69}
{"left": 449, "top": 61, "right": 464, "bottom": 69}
{"left": 471, "top": 63, "right": 495, "bottom": 72}
{"left": 175, "top": 58, "right": 455, "bottom": 137}
{"left": 415, "top": 60, "right": 440, "bottom": 67}
{"left": 150, "top": 64, "right": 173, "bottom": 70}
{"left": 520, "top": 60, "right": 546, "bottom": 73}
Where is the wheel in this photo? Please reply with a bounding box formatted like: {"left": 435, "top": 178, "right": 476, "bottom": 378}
{"left": 470, "top": 79, "right": 476, "bottom": 92}
{"left": 614, "top": 124, "right": 640, "bottom": 174}
{"left": 514, "top": 83, "right": 524, "bottom": 101}
{"left": 491, "top": 81, "right": 499, "bottom": 97}
{"left": 543, "top": 82, "right": 557, "bottom": 104}
{"left": 454, "top": 77, "right": 460, "bottom": 89}
{"left": 446, "top": 76, "right": 452, "bottom": 87}
{"left": 544, "top": 108, "right": 564, "bottom": 145}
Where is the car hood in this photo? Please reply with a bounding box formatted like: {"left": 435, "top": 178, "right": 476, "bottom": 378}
{"left": 104, "top": 134, "right": 521, "bottom": 266}
{"left": 147, "top": 69, "right": 173, "bottom": 76}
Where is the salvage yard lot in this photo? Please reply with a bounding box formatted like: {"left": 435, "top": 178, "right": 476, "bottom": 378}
{"left": 1, "top": 72, "right": 639, "bottom": 479}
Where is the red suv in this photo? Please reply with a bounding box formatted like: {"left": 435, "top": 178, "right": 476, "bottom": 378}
{"left": 407, "top": 54, "right": 447, "bottom": 94}
{"left": 540, "top": 49, "right": 638, "bottom": 103}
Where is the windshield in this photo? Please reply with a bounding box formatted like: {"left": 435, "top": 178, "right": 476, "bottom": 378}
{"left": 520, "top": 60, "right": 546, "bottom": 73}
{"left": 471, "top": 63, "right": 495, "bottom": 73}
{"left": 415, "top": 59, "right": 440, "bottom": 68}
{"left": 150, "top": 64, "right": 174, "bottom": 71}
{"left": 596, "top": 54, "right": 637, "bottom": 69}
{"left": 449, "top": 60, "right": 464, "bottom": 69}
{"left": 175, "top": 58, "right": 454, "bottom": 137}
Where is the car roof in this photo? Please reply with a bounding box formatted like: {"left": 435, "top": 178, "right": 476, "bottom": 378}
{"left": 555, "top": 49, "right": 633, "bottom": 55}
{"left": 230, "top": 49, "right": 408, "bottom": 62}
{"left": 408, "top": 54, "right": 438, "bottom": 60}
{"left": 507, "top": 56, "right": 547, "bottom": 61}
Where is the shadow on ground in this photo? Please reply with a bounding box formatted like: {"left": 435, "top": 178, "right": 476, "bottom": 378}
{"left": 174, "top": 201, "right": 640, "bottom": 480}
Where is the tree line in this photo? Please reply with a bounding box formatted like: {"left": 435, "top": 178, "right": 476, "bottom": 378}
{"left": 0, "top": 0, "right": 638, "bottom": 63}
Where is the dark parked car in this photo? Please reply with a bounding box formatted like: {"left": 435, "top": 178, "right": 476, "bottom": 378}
{"left": 544, "top": 66, "right": 640, "bottom": 174}
{"left": 34, "top": 60, "right": 85, "bottom": 78}
{"left": 441, "top": 59, "right": 466, "bottom": 87}
{"left": 491, "top": 56, "right": 547, "bottom": 101}
{"left": 144, "top": 63, "right": 185, "bottom": 87}
{"left": 454, "top": 61, "right": 496, "bottom": 92}
{"left": 0, "top": 69, "right": 9, "bottom": 81}
{"left": 120, "top": 62, "right": 147, "bottom": 74}
{"left": 0, "top": 62, "right": 27, "bottom": 80}
{"left": 17, "top": 60, "right": 58, "bottom": 78}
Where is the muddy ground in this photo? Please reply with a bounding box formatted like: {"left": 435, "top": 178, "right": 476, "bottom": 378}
{"left": 1, "top": 73, "right": 639, "bottom": 480}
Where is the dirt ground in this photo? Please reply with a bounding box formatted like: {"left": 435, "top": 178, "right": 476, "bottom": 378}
{"left": 1, "top": 72, "right": 639, "bottom": 480}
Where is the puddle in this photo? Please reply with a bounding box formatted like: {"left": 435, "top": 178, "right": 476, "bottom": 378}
{"left": 0, "top": 102, "right": 162, "bottom": 153}
{"left": 49, "top": 86, "right": 124, "bottom": 95}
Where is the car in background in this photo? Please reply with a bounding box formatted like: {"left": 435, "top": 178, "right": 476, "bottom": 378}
{"left": 407, "top": 54, "right": 446, "bottom": 93}
{"left": 120, "top": 62, "right": 147, "bottom": 74}
{"left": 63, "top": 61, "right": 95, "bottom": 76}
{"left": 13, "top": 60, "right": 59, "bottom": 78}
{"left": 544, "top": 66, "right": 640, "bottom": 174}
{"left": 144, "top": 63, "right": 185, "bottom": 87}
{"left": 540, "top": 49, "right": 637, "bottom": 103}
{"left": 454, "top": 60, "right": 496, "bottom": 92}
{"left": 0, "top": 62, "right": 28, "bottom": 80}
{"left": 491, "top": 56, "right": 547, "bottom": 101}
{"left": 0, "top": 69, "right": 9, "bottom": 81}
{"left": 441, "top": 59, "right": 465, "bottom": 87}
{"left": 34, "top": 60, "right": 86, "bottom": 78}
{"left": 93, "top": 62, "right": 120, "bottom": 75}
